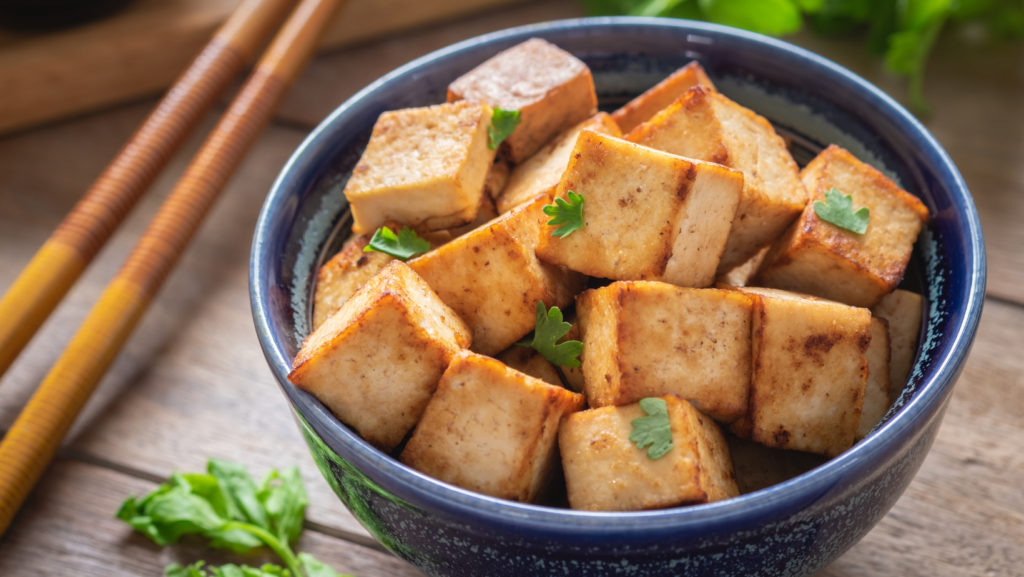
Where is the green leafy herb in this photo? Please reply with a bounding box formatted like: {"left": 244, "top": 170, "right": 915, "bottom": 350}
{"left": 117, "top": 460, "right": 350, "bottom": 577}
{"left": 363, "top": 226, "right": 430, "bottom": 260}
{"left": 516, "top": 302, "right": 583, "bottom": 368}
{"left": 543, "top": 191, "right": 585, "bottom": 238}
{"left": 813, "top": 187, "right": 870, "bottom": 234}
{"left": 629, "top": 397, "right": 674, "bottom": 460}
{"left": 576, "top": 0, "right": 1024, "bottom": 115}
{"left": 488, "top": 108, "right": 521, "bottom": 150}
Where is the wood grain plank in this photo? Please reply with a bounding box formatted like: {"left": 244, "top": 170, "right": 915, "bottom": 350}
{"left": 0, "top": 0, "right": 531, "bottom": 136}
{"left": 0, "top": 459, "right": 423, "bottom": 576}
{"left": 0, "top": 104, "right": 373, "bottom": 543}
{"left": 817, "top": 298, "right": 1024, "bottom": 576}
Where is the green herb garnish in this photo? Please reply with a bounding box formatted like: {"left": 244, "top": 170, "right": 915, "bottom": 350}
{"left": 813, "top": 187, "right": 870, "bottom": 234}
{"left": 363, "top": 226, "right": 430, "bottom": 260}
{"left": 117, "top": 459, "right": 351, "bottom": 577}
{"left": 543, "top": 191, "right": 585, "bottom": 238}
{"left": 576, "top": 0, "right": 1024, "bottom": 114}
{"left": 629, "top": 397, "right": 674, "bottom": 460}
{"left": 488, "top": 108, "right": 521, "bottom": 150}
{"left": 516, "top": 301, "right": 583, "bottom": 367}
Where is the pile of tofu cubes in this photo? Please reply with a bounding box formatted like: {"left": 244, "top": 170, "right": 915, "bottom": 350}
{"left": 288, "top": 39, "right": 930, "bottom": 512}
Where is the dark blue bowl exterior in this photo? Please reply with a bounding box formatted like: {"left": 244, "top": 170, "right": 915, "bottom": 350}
{"left": 251, "top": 18, "right": 985, "bottom": 577}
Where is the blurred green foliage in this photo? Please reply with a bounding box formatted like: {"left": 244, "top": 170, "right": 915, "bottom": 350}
{"left": 579, "top": 0, "right": 1024, "bottom": 115}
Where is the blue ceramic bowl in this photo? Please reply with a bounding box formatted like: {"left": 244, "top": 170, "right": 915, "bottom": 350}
{"left": 250, "top": 18, "right": 985, "bottom": 577}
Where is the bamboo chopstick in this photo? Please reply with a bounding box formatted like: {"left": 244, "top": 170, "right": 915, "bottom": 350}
{"left": 0, "top": 0, "right": 346, "bottom": 537}
{"left": 0, "top": 0, "right": 295, "bottom": 383}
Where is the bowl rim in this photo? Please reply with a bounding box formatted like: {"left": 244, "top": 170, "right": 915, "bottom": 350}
{"left": 251, "top": 16, "right": 986, "bottom": 537}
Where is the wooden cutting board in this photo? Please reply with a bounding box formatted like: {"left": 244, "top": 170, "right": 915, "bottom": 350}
{"left": 0, "top": 0, "right": 528, "bottom": 136}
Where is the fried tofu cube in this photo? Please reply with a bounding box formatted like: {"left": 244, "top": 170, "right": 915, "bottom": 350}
{"left": 401, "top": 351, "right": 585, "bottom": 502}
{"left": 755, "top": 145, "right": 930, "bottom": 308}
{"left": 497, "top": 112, "right": 621, "bottom": 214}
{"left": 725, "top": 433, "right": 826, "bottom": 494}
{"left": 559, "top": 395, "right": 739, "bottom": 511}
{"left": 857, "top": 317, "right": 892, "bottom": 440}
{"left": 408, "top": 195, "right": 586, "bottom": 355}
{"left": 577, "top": 282, "right": 753, "bottom": 422}
{"left": 447, "top": 38, "right": 598, "bottom": 163}
{"left": 483, "top": 158, "right": 510, "bottom": 202}
{"left": 626, "top": 86, "right": 807, "bottom": 273}
{"left": 611, "top": 61, "right": 716, "bottom": 133}
{"left": 289, "top": 261, "right": 472, "bottom": 451}
{"left": 729, "top": 288, "right": 871, "bottom": 457}
{"left": 312, "top": 235, "right": 394, "bottom": 331}
{"left": 558, "top": 313, "right": 585, "bottom": 393}
{"left": 536, "top": 130, "right": 743, "bottom": 286}
{"left": 496, "top": 346, "right": 564, "bottom": 388}
{"left": 344, "top": 101, "right": 496, "bottom": 234}
{"left": 871, "top": 289, "right": 923, "bottom": 400}
{"left": 311, "top": 222, "right": 452, "bottom": 330}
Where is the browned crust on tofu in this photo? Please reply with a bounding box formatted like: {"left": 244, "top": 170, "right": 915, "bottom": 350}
{"left": 401, "top": 351, "right": 585, "bottom": 502}
{"left": 612, "top": 61, "right": 717, "bottom": 134}
{"left": 289, "top": 261, "right": 472, "bottom": 450}
{"left": 755, "top": 145, "right": 930, "bottom": 308}
{"left": 536, "top": 130, "right": 698, "bottom": 280}
{"left": 447, "top": 38, "right": 598, "bottom": 163}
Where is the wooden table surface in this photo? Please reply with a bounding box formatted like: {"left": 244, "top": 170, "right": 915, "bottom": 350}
{"left": 0, "top": 2, "right": 1022, "bottom": 575}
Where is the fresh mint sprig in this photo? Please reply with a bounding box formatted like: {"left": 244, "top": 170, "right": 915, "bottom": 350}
{"left": 117, "top": 459, "right": 351, "bottom": 577}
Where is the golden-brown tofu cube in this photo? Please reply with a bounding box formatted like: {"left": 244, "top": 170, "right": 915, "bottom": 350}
{"left": 559, "top": 395, "right": 739, "bottom": 511}
{"left": 725, "top": 433, "right": 826, "bottom": 494}
{"left": 626, "top": 86, "right": 807, "bottom": 273}
{"left": 577, "top": 282, "right": 753, "bottom": 422}
{"left": 496, "top": 346, "right": 564, "bottom": 388}
{"left": 755, "top": 145, "right": 930, "bottom": 308}
{"left": 483, "top": 158, "right": 510, "bottom": 202}
{"left": 857, "top": 317, "right": 891, "bottom": 440}
{"left": 408, "top": 195, "right": 586, "bottom": 355}
{"left": 447, "top": 38, "right": 598, "bottom": 163}
{"left": 535, "top": 130, "right": 743, "bottom": 286}
{"left": 311, "top": 222, "right": 451, "bottom": 330}
{"left": 611, "top": 61, "right": 716, "bottom": 133}
{"left": 871, "top": 289, "right": 923, "bottom": 401}
{"left": 558, "top": 313, "right": 585, "bottom": 393}
{"left": 312, "top": 234, "right": 393, "bottom": 331}
{"left": 344, "top": 101, "right": 496, "bottom": 234}
{"left": 288, "top": 261, "right": 472, "bottom": 451}
{"left": 498, "top": 112, "right": 622, "bottom": 214}
{"left": 401, "top": 351, "right": 585, "bottom": 503}
{"left": 729, "top": 288, "right": 871, "bottom": 457}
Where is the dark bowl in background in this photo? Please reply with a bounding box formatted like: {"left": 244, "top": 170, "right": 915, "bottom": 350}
{"left": 250, "top": 17, "right": 986, "bottom": 577}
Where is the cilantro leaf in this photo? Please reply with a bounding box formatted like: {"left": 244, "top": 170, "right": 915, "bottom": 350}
{"left": 363, "top": 226, "right": 430, "bottom": 260}
{"left": 543, "top": 191, "right": 585, "bottom": 238}
{"left": 699, "top": 0, "right": 804, "bottom": 36}
{"left": 488, "top": 108, "right": 521, "bottom": 150}
{"left": 516, "top": 302, "right": 583, "bottom": 368}
{"left": 813, "top": 188, "right": 870, "bottom": 234}
{"left": 629, "top": 397, "right": 674, "bottom": 459}
{"left": 118, "top": 459, "right": 342, "bottom": 577}
{"left": 258, "top": 466, "right": 308, "bottom": 544}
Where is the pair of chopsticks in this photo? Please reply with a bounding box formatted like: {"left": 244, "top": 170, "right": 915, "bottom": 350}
{"left": 0, "top": 0, "right": 346, "bottom": 536}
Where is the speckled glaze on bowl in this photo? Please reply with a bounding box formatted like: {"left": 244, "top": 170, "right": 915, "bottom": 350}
{"left": 250, "top": 18, "right": 985, "bottom": 577}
